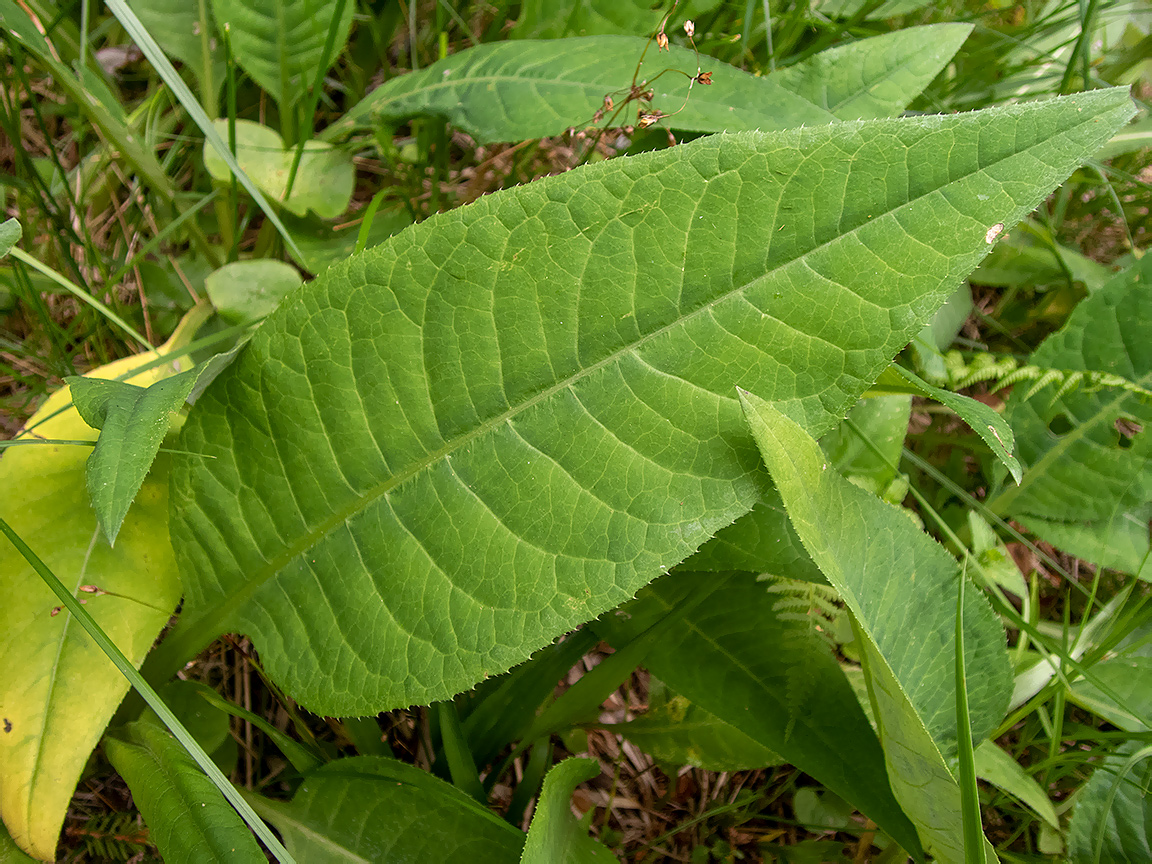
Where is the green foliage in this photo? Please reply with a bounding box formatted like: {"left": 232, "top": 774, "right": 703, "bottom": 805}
{"left": 2, "top": 3, "right": 1150, "bottom": 860}
{"left": 521, "top": 758, "right": 614, "bottom": 863}
{"left": 209, "top": 0, "right": 353, "bottom": 115}
{"left": 202, "top": 121, "right": 355, "bottom": 219}
{"left": 158, "top": 91, "right": 1131, "bottom": 720}
{"left": 245, "top": 757, "right": 527, "bottom": 862}
{"left": 740, "top": 390, "right": 1010, "bottom": 861}
{"left": 105, "top": 714, "right": 266, "bottom": 864}
{"left": 994, "top": 254, "right": 1152, "bottom": 573}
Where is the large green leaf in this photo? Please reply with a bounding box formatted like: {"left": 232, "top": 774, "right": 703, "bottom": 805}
{"left": 156, "top": 91, "right": 1134, "bottom": 718}
{"left": 739, "top": 391, "right": 1010, "bottom": 862}
{"left": 325, "top": 35, "right": 836, "bottom": 143}
{"left": 521, "top": 758, "right": 613, "bottom": 864}
{"left": 771, "top": 25, "right": 972, "bottom": 121}
{"left": 993, "top": 254, "right": 1152, "bottom": 573}
{"left": 104, "top": 714, "right": 265, "bottom": 864}
{"left": 593, "top": 570, "right": 921, "bottom": 855}
{"left": 244, "top": 756, "right": 525, "bottom": 862}
{"left": 209, "top": 0, "right": 352, "bottom": 110}
{"left": 0, "top": 354, "right": 182, "bottom": 860}
{"left": 326, "top": 27, "right": 968, "bottom": 145}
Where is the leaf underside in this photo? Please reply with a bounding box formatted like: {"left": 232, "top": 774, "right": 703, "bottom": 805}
{"left": 164, "top": 89, "right": 1134, "bottom": 716}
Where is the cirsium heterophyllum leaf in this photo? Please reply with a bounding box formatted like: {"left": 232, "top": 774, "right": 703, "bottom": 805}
{"left": 156, "top": 89, "right": 1134, "bottom": 717}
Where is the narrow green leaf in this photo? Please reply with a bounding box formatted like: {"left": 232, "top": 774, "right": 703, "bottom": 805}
{"left": 158, "top": 91, "right": 1135, "bottom": 718}
{"left": 973, "top": 740, "right": 1059, "bottom": 830}
{"left": 993, "top": 254, "right": 1152, "bottom": 572}
{"left": 437, "top": 701, "right": 486, "bottom": 804}
{"left": 202, "top": 120, "right": 354, "bottom": 219}
{"left": 521, "top": 758, "right": 613, "bottom": 864}
{"left": 324, "top": 35, "right": 838, "bottom": 143}
{"left": 738, "top": 390, "right": 1009, "bottom": 862}
{"left": 194, "top": 689, "right": 324, "bottom": 774}
{"left": 954, "top": 571, "right": 985, "bottom": 864}
{"left": 204, "top": 258, "right": 302, "bottom": 325}
{"left": 209, "top": 0, "right": 353, "bottom": 111}
{"left": 0, "top": 218, "right": 19, "bottom": 259}
{"left": 772, "top": 24, "right": 973, "bottom": 121}
{"left": 880, "top": 364, "right": 1023, "bottom": 483}
{"left": 0, "top": 355, "right": 182, "bottom": 860}
{"left": 105, "top": 717, "right": 266, "bottom": 864}
{"left": 592, "top": 570, "right": 922, "bottom": 856}
{"left": 68, "top": 367, "right": 203, "bottom": 546}
{"left": 0, "top": 0, "right": 178, "bottom": 203}
{"left": 244, "top": 756, "right": 525, "bottom": 862}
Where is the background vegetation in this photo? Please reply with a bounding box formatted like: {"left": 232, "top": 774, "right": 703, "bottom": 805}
{"left": 1, "top": 0, "right": 1150, "bottom": 861}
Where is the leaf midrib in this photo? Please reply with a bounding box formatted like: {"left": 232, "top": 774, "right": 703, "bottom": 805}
{"left": 161, "top": 104, "right": 1115, "bottom": 671}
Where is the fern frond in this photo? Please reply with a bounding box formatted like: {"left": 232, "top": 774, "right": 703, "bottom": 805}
{"left": 942, "top": 351, "right": 1152, "bottom": 402}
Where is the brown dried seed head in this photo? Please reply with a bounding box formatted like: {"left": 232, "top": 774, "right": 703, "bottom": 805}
{"left": 79, "top": 584, "right": 98, "bottom": 593}
{"left": 656, "top": 31, "right": 669, "bottom": 50}
{"left": 696, "top": 71, "right": 713, "bottom": 85}
{"left": 603, "top": 95, "right": 614, "bottom": 112}
{"left": 50, "top": 606, "right": 62, "bottom": 617}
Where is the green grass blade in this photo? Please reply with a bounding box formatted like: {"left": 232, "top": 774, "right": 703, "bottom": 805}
{"left": 954, "top": 568, "right": 986, "bottom": 863}
{"left": 8, "top": 248, "right": 151, "bottom": 350}
{"left": 436, "top": 701, "right": 486, "bottom": 804}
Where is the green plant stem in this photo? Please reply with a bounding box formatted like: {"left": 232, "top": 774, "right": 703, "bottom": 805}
{"left": 8, "top": 248, "right": 151, "bottom": 350}
{"left": 0, "top": 517, "right": 297, "bottom": 864}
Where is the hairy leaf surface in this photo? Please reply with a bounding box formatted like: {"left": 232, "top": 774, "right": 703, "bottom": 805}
{"left": 162, "top": 91, "right": 1134, "bottom": 716}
